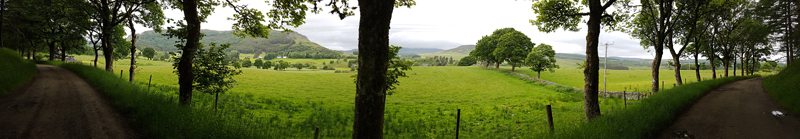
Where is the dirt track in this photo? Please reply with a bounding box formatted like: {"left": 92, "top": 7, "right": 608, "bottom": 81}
{"left": 0, "top": 65, "right": 136, "bottom": 139}
{"left": 658, "top": 77, "right": 800, "bottom": 139}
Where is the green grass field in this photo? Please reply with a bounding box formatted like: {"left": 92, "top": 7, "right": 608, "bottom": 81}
{"left": 58, "top": 54, "right": 761, "bottom": 138}
{"left": 418, "top": 52, "right": 469, "bottom": 60}
{"left": 0, "top": 48, "right": 37, "bottom": 96}
{"left": 504, "top": 57, "right": 769, "bottom": 92}
{"left": 764, "top": 61, "right": 800, "bottom": 115}
{"left": 67, "top": 55, "right": 642, "bottom": 138}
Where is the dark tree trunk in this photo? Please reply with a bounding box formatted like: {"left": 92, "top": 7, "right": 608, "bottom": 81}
{"left": 581, "top": 0, "right": 607, "bottom": 121}
{"left": 537, "top": 71, "right": 541, "bottom": 79}
{"left": 710, "top": 34, "right": 716, "bottom": 79}
{"left": 128, "top": 18, "right": 137, "bottom": 84}
{"left": 0, "top": 0, "right": 4, "bottom": 49}
{"left": 723, "top": 58, "right": 729, "bottom": 77}
{"left": 668, "top": 41, "right": 682, "bottom": 85}
{"left": 94, "top": 47, "right": 99, "bottom": 67}
{"left": 352, "top": 0, "right": 395, "bottom": 138}
{"left": 495, "top": 62, "right": 500, "bottom": 69}
{"left": 48, "top": 41, "right": 56, "bottom": 61}
{"left": 178, "top": 0, "right": 201, "bottom": 105}
{"left": 694, "top": 43, "right": 700, "bottom": 81}
{"left": 511, "top": 65, "right": 515, "bottom": 71}
{"left": 60, "top": 43, "right": 66, "bottom": 62}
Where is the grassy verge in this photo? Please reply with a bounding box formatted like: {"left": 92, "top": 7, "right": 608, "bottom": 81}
{"left": 764, "top": 61, "right": 800, "bottom": 114}
{"left": 534, "top": 74, "right": 760, "bottom": 139}
{"left": 0, "top": 48, "right": 37, "bottom": 96}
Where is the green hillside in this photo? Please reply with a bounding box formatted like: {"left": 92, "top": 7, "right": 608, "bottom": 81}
{"left": 439, "top": 45, "right": 475, "bottom": 54}
{"left": 136, "top": 30, "right": 344, "bottom": 58}
{"left": 764, "top": 61, "right": 800, "bottom": 114}
{"left": 0, "top": 48, "right": 37, "bottom": 96}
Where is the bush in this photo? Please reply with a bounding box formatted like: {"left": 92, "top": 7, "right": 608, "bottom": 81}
{"left": 0, "top": 48, "right": 38, "bottom": 96}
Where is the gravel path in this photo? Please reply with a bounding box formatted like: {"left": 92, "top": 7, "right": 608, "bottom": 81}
{"left": 0, "top": 65, "right": 136, "bottom": 139}
{"left": 657, "top": 77, "right": 800, "bottom": 139}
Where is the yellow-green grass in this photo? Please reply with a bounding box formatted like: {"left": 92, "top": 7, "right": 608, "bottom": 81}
{"left": 0, "top": 48, "right": 37, "bottom": 96}
{"left": 72, "top": 55, "right": 173, "bottom": 66}
{"left": 506, "top": 61, "right": 769, "bottom": 92}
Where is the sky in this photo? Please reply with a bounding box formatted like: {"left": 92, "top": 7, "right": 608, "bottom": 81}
{"left": 130, "top": 0, "right": 678, "bottom": 59}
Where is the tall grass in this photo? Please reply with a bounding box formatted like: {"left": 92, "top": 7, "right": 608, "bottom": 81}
{"left": 0, "top": 48, "right": 37, "bottom": 96}
{"left": 764, "top": 61, "right": 800, "bottom": 114}
{"left": 535, "top": 75, "right": 760, "bottom": 139}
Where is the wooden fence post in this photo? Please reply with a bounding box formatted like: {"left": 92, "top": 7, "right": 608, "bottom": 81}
{"left": 314, "top": 126, "right": 319, "bottom": 139}
{"left": 623, "top": 91, "right": 627, "bottom": 108}
{"left": 147, "top": 75, "right": 153, "bottom": 92}
{"left": 662, "top": 81, "right": 664, "bottom": 91}
{"left": 456, "top": 109, "right": 461, "bottom": 139}
{"left": 546, "top": 105, "right": 554, "bottom": 132}
{"left": 120, "top": 70, "right": 123, "bottom": 79}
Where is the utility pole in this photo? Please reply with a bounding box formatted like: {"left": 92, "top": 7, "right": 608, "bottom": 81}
{"left": 603, "top": 42, "right": 614, "bottom": 98}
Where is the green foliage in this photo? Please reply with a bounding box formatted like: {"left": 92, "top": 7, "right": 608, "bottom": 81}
{"left": 526, "top": 43, "right": 559, "bottom": 75}
{"left": 191, "top": 43, "right": 243, "bottom": 108}
{"left": 241, "top": 57, "right": 252, "bottom": 68}
{"left": 254, "top": 59, "right": 263, "bottom": 69}
{"left": 143, "top": 47, "right": 157, "bottom": 60}
{"left": 0, "top": 48, "right": 37, "bottom": 96}
{"left": 385, "top": 45, "right": 413, "bottom": 93}
{"left": 765, "top": 60, "right": 800, "bottom": 116}
{"left": 775, "top": 64, "right": 783, "bottom": 71}
{"left": 262, "top": 60, "right": 273, "bottom": 69}
{"left": 293, "top": 62, "right": 303, "bottom": 70}
{"left": 494, "top": 31, "right": 535, "bottom": 68}
{"left": 470, "top": 28, "right": 521, "bottom": 67}
{"left": 310, "top": 65, "right": 317, "bottom": 70}
{"left": 457, "top": 56, "right": 477, "bottom": 66}
{"left": 530, "top": 0, "right": 584, "bottom": 32}
{"left": 761, "top": 62, "right": 773, "bottom": 72}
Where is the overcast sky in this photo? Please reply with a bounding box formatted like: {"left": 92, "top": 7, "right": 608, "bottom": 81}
{"left": 129, "top": 0, "right": 683, "bottom": 59}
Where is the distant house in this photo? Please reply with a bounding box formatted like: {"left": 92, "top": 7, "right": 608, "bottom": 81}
{"left": 257, "top": 56, "right": 263, "bottom": 59}
{"left": 281, "top": 56, "right": 288, "bottom": 58}
{"left": 422, "top": 63, "right": 429, "bottom": 66}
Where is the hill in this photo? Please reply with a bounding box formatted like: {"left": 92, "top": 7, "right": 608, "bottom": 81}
{"left": 764, "top": 60, "right": 800, "bottom": 114}
{"left": 341, "top": 48, "right": 444, "bottom": 55}
{"left": 135, "top": 30, "right": 344, "bottom": 58}
{"left": 438, "top": 45, "right": 475, "bottom": 54}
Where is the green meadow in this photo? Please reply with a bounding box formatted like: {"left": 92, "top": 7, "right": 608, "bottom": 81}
{"left": 71, "top": 54, "right": 641, "bottom": 138}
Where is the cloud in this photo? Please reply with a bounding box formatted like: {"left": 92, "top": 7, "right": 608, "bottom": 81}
{"left": 129, "top": 0, "right": 668, "bottom": 59}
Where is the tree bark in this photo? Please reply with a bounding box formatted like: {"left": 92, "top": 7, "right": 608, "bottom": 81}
{"left": 47, "top": 41, "right": 56, "bottom": 61}
{"left": 668, "top": 43, "right": 682, "bottom": 85}
{"left": 60, "top": 43, "right": 66, "bottom": 62}
{"left": 511, "top": 65, "right": 515, "bottom": 71}
{"left": 352, "top": 0, "right": 394, "bottom": 138}
{"left": 178, "top": 0, "right": 201, "bottom": 105}
{"left": 495, "top": 62, "right": 500, "bottom": 69}
{"left": 94, "top": 47, "right": 99, "bottom": 67}
{"left": 128, "top": 18, "right": 137, "bottom": 84}
{"left": 582, "top": 0, "right": 605, "bottom": 121}
{"left": 694, "top": 42, "right": 700, "bottom": 81}
{"left": 1, "top": 0, "right": 4, "bottom": 49}
{"left": 537, "top": 71, "right": 541, "bottom": 79}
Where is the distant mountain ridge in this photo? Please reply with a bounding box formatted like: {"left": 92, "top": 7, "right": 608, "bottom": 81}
{"left": 341, "top": 48, "right": 444, "bottom": 55}
{"left": 135, "top": 30, "right": 344, "bottom": 58}
{"left": 438, "top": 45, "right": 475, "bottom": 54}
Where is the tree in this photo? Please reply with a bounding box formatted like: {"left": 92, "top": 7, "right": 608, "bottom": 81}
{"left": 125, "top": 0, "right": 165, "bottom": 84}
{"left": 457, "top": 56, "right": 477, "bottom": 66}
{"left": 525, "top": 43, "right": 559, "bottom": 79}
{"left": 494, "top": 30, "right": 535, "bottom": 71}
{"left": 241, "top": 57, "right": 252, "bottom": 68}
{"left": 776, "top": 64, "right": 783, "bottom": 71}
{"left": 470, "top": 28, "right": 518, "bottom": 68}
{"left": 310, "top": 65, "right": 317, "bottom": 70}
{"left": 254, "top": 59, "right": 263, "bottom": 69}
{"left": 532, "top": 0, "right": 630, "bottom": 120}
{"left": 761, "top": 62, "right": 773, "bottom": 72}
{"left": 626, "top": 0, "right": 679, "bottom": 91}
{"left": 191, "top": 42, "right": 241, "bottom": 110}
{"left": 263, "top": 60, "right": 273, "bottom": 69}
{"left": 294, "top": 62, "right": 303, "bottom": 70}
{"left": 143, "top": 47, "right": 156, "bottom": 60}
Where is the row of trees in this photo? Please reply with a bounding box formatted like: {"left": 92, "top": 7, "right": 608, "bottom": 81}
{"left": 531, "top": 0, "right": 795, "bottom": 121}
{"left": 469, "top": 28, "right": 559, "bottom": 77}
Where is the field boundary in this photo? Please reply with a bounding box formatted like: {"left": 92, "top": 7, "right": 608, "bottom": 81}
{"left": 482, "top": 66, "right": 648, "bottom": 100}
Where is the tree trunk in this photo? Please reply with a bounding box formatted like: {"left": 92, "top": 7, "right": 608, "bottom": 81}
{"left": 128, "top": 18, "right": 137, "bottom": 84}
{"left": 93, "top": 47, "right": 99, "bottom": 67}
{"left": 495, "top": 62, "right": 500, "bottom": 69}
{"left": 694, "top": 45, "right": 700, "bottom": 81}
{"left": 537, "top": 71, "right": 541, "bottom": 79}
{"left": 582, "top": 0, "right": 603, "bottom": 121}
{"left": 48, "top": 41, "right": 56, "bottom": 61}
{"left": 511, "top": 65, "right": 515, "bottom": 71}
{"left": 178, "top": 0, "right": 202, "bottom": 106}
{"left": 710, "top": 39, "right": 716, "bottom": 79}
{"left": 214, "top": 92, "right": 219, "bottom": 111}
{"left": 60, "top": 43, "right": 66, "bottom": 62}
{"left": 352, "top": 0, "right": 394, "bottom": 138}
{"left": 723, "top": 58, "right": 729, "bottom": 77}
{"left": 668, "top": 44, "right": 682, "bottom": 85}
{"left": 0, "top": 0, "right": 4, "bottom": 49}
